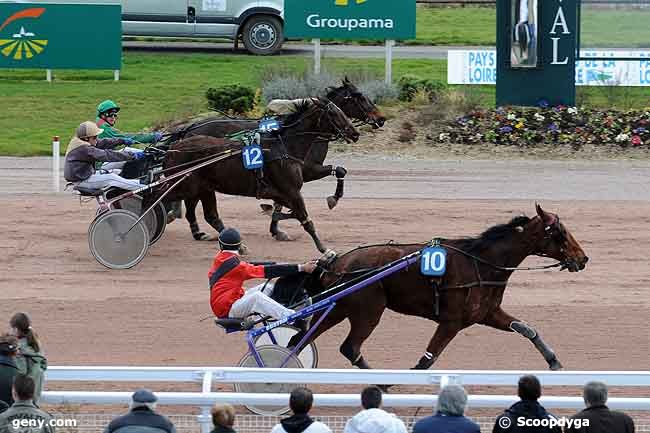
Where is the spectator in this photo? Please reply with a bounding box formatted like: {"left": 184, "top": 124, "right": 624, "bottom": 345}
{"left": 270, "top": 387, "right": 332, "bottom": 433}
{"left": 565, "top": 381, "right": 634, "bottom": 433}
{"left": 210, "top": 403, "right": 237, "bottom": 433}
{"left": 104, "top": 389, "right": 177, "bottom": 433}
{"left": 344, "top": 386, "right": 407, "bottom": 433}
{"left": 492, "top": 375, "right": 560, "bottom": 433}
{"left": 0, "top": 374, "right": 54, "bottom": 433}
{"left": 10, "top": 313, "right": 47, "bottom": 404}
{"left": 0, "top": 334, "right": 19, "bottom": 408}
{"left": 413, "top": 385, "right": 480, "bottom": 433}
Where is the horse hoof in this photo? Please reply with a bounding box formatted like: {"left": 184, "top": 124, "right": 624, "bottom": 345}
{"left": 377, "top": 384, "right": 393, "bottom": 393}
{"left": 239, "top": 243, "right": 250, "bottom": 255}
{"left": 166, "top": 212, "right": 177, "bottom": 224}
{"left": 260, "top": 204, "right": 274, "bottom": 216}
{"left": 273, "top": 231, "right": 291, "bottom": 242}
{"left": 326, "top": 196, "right": 338, "bottom": 210}
{"left": 193, "top": 232, "right": 209, "bottom": 241}
{"left": 549, "top": 359, "right": 563, "bottom": 371}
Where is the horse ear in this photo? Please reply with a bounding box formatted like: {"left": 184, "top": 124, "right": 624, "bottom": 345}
{"left": 536, "top": 203, "right": 556, "bottom": 226}
{"left": 344, "top": 76, "right": 351, "bottom": 84}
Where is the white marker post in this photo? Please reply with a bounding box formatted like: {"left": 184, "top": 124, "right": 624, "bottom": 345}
{"left": 114, "top": 70, "right": 120, "bottom": 81}
{"left": 313, "top": 38, "right": 321, "bottom": 74}
{"left": 46, "top": 69, "right": 52, "bottom": 82}
{"left": 385, "top": 40, "right": 395, "bottom": 84}
{"left": 52, "top": 136, "right": 60, "bottom": 192}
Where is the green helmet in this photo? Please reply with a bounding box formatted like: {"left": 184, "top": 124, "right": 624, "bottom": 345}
{"left": 97, "top": 100, "right": 120, "bottom": 116}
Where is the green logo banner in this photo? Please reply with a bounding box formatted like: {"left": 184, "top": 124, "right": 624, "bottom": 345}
{"left": 285, "top": 0, "right": 416, "bottom": 41}
{"left": 0, "top": 3, "right": 121, "bottom": 69}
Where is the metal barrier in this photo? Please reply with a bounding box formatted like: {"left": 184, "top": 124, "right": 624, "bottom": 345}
{"left": 42, "top": 367, "right": 650, "bottom": 433}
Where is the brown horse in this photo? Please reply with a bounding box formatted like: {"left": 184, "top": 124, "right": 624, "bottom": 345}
{"left": 166, "top": 78, "right": 386, "bottom": 241}
{"left": 285, "top": 205, "right": 588, "bottom": 370}
{"left": 159, "top": 98, "right": 360, "bottom": 253}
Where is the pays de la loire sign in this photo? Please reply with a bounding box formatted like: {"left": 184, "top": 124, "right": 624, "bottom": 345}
{"left": 285, "top": 0, "right": 416, "bottom": 41}
{"left": 0, "top": 3, "right": 121, "bottom": 69}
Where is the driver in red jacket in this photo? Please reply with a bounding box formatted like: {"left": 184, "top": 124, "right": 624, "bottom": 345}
{"left": 209, "top": 228, "right": 317, "bottom": 326}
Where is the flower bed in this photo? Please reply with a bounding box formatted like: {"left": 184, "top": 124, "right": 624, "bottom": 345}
{"left": 437, "top": 103, "right": 650, "bottom": 149}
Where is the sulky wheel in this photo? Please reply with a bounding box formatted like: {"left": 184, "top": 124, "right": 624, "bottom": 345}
{"left": 235, "top": 345, "right": 304, "bottom": 415}
{"left": 117, "top": 196, "right": 163, "bottom": 244}
{"left": 88, "top": 209, "right": 149, "bottom": 270}
{"left": 253, "top": 325, "right": 318, "bottom": 369}
{"left": 147, "top": 201, "right": 167, "bottom": 245}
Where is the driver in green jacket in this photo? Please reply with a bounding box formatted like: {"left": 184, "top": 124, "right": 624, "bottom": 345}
{"left": 95, "top": 100, "right": 163, "bottom": 144}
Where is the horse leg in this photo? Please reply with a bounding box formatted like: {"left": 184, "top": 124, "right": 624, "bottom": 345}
{"left": 185, "top": 197, "right": 209, "bottom": 241}
{"left": 269, "top": 203, "right": 291, "bottom": 242}
{"left": 339, "top": 301, "right": 385, "bottom": 370}
{"left": 304, "top": 163, "right": 347, "bottom": 210}
{"left": 288, "top": 194, "right": 327, "bottom": 253}
{"left": 412, "top": 321, "right": 466, "bottom": 370}
{"left": 286, "top": 309, "right": 348, "bottom": 353}
{"left": 200, "top": 192, "right": 249, "bottom": 254}
{"left": 481, "top": 307, "right": 563, "bottom": 370}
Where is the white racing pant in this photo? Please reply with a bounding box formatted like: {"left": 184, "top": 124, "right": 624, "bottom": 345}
{"left": 229, "top": 281, "right": 295, "bottom": 321}
{"left": 101, "top": 147, "right": 142, "bottom": 172}
{"left": 78, "top": 172, "right": 142, "bottom": 191}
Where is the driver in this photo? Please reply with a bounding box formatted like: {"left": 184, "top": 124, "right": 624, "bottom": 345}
{"left": 209, "top": 228, "right": 317, "bottom": 328}
{"left": 64, "top": 121, "right": 145, "bottom": 191}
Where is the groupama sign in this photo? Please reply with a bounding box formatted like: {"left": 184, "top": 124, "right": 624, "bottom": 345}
{"left": 285, "top": 0, "right": 416, "bottom": 40}
{"left": 0, "top": 3, "right": 120, "bottom": 69}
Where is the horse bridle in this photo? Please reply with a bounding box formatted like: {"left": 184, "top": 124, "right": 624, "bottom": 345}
{"left": 329, "top": 87, "right": 380, "bottom": 128}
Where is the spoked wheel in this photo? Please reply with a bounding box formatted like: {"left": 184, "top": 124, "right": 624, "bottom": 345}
{"left": 235, "top": 345, "right": 304, "bottom": 415}
{"left": 118, "top": 196, "right": 165, "bottom": 244}
{"left": 88, "top": 209, "right": 149, "bottom": 269}
{"left": 253, "top": 325, "right": 319, "bottom": 369}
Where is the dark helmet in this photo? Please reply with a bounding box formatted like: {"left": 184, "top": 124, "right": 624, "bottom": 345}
{"left": 218, "top": 228, "right": 241, "bottom": 250}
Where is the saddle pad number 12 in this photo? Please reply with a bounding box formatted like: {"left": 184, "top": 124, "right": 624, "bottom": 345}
{"left": 242, "top": 145, "right": 264, "bottom": 170}
{"left": 420, "top": 247, "right": 447, "bottom": 276}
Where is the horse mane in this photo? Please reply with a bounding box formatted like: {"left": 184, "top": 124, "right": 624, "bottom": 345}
{"left": 171, "top": 135, "right": 237, "bottom": 153}
{"left": 279, "top": 98, "right": 320, "bottom": 126}
{"left": 455, "top": 215, "right": 532, "bottom": 253}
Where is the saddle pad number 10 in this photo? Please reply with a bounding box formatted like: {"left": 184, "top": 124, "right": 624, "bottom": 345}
{"left": 259, "top": 119, "right": 281, "bottom": 133}
{"left": 420, "top": 247, "right": 447, "bottom": 276}
{"left": 242, "top": 145, "right": 264, "bottom": 170}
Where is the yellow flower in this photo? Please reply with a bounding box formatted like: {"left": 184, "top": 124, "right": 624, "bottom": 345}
{"left": 515, "top": 122, "right": 524, "bottom": 129}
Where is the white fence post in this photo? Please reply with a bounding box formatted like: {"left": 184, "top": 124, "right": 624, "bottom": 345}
{"left": 52, "top": 136, "right": 60, "bottom": 192}
{"left": 46, "top": 69, "right": 52, "bottom": 82}
{"left": 114, "top": 70, "right": 120, "bottom": 81}
{"left": 199, "top": 372, "right": 213, "bottom": 433}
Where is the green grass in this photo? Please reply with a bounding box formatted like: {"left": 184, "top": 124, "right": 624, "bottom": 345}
{"left": 0, "top": 53, "right": 444, "bottom": 155}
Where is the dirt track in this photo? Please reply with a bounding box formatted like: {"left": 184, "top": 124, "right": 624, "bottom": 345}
{"left": 1, "top": 156, "right": 649, "bottom": 379}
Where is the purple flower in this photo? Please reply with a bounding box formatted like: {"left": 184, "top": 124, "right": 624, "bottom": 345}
{"left": 537, "top": 99, "right": 550, "bottom": 108}
{"left": 499, "top": 126, "right": 513, "bottom": 133}
{"left": 633, "top": 127, "right": 648, "bottom": 134}
{"left": 548, "top": 123, "right": 559, "bottom": 132}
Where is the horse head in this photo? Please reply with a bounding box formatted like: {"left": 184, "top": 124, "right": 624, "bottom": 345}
{"left": 528, "top": 204, "right": 589, "bottom": 272}
{"left": 327, "top": 77, "right": 386, "bottom": 129}
{"left": 295, "top": 97, "right": 360, "bottom": 143}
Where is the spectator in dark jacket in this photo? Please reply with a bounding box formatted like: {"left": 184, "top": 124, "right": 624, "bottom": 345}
{"left": 492, "top": 375, "right": 560, "bottom": 433}
{"left": 0, "top": 334, "right": 19, "bottom": 408}
{"left": 210, "top": 403, "right": 236, "bottom": 433}
{"left": 104, "top": 389, "right": 177, "bottom": 433}
{"left": 565, "top": 381, "right": 634, "bottom": 433}
{"left": 412, "top": 385, "right": 481, "bottom": 433}
{"left": 0, "top": 374, "right": 54, "bottom": 433}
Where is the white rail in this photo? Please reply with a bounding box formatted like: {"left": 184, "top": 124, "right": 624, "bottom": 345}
{"left": 42, "top": 367, "right": 650, "bottom": 433}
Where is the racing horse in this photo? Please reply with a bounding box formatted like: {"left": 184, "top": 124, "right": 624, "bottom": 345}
{"left": 283, "top": 205, "right": 588, "bottom": 370}
{"left": 166, "top": 78, "right": 386, "bottom": 242}
{"left": 157, "top": 98, "right": 360, "bottom": 253}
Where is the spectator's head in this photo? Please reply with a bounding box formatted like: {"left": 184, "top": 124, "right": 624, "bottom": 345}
{"left": 518, "top": 375, "right": 542, "bottom": 402}
{"left": 289, "top": 387, "right": 313, "bottom": 415}
{"left": 212, "top": 404, "right": 235, "bottom": 429}
{"left": 10, "top": 312, "right": 40, "bottom": 352}
{"left": 13, "top": 374, "right": 35, "bottom": 401}
{"left": 361, "top": 386, "right": 383, "bottom": 410}
{"left": 583, "top": 381, "right": 608, "bottom": 408}
{"left": 0, "top": 334, "right": 18, "bottom": 357}
{"left": 130, "top": 389, "right": 158, "bottom": 411}
{"left": 436, "top": 385, "right": 468, "bottom": 416}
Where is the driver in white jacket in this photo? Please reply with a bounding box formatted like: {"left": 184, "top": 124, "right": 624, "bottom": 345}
{"left": 344, "top": 386, "right": 407, "bottom": 433}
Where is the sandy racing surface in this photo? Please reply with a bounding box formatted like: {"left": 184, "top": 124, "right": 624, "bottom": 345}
{"left": 1, "top": 155, "right": 649, "bottom": 422}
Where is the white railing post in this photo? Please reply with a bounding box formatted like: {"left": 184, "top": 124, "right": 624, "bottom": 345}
{"left": 199, "top": 372, "right": 213, "bottom": 433}
{"left": 46, "top": 69, "right": 52, "bottom": 82}
{"left": 313, "top": 39, "right": 321, "bottom": 75}
{"left": 52, "top": 136, "right": 60, "bottom": 192}
{"left": 114, "top": 70, "right": 120, "bottom": 81}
